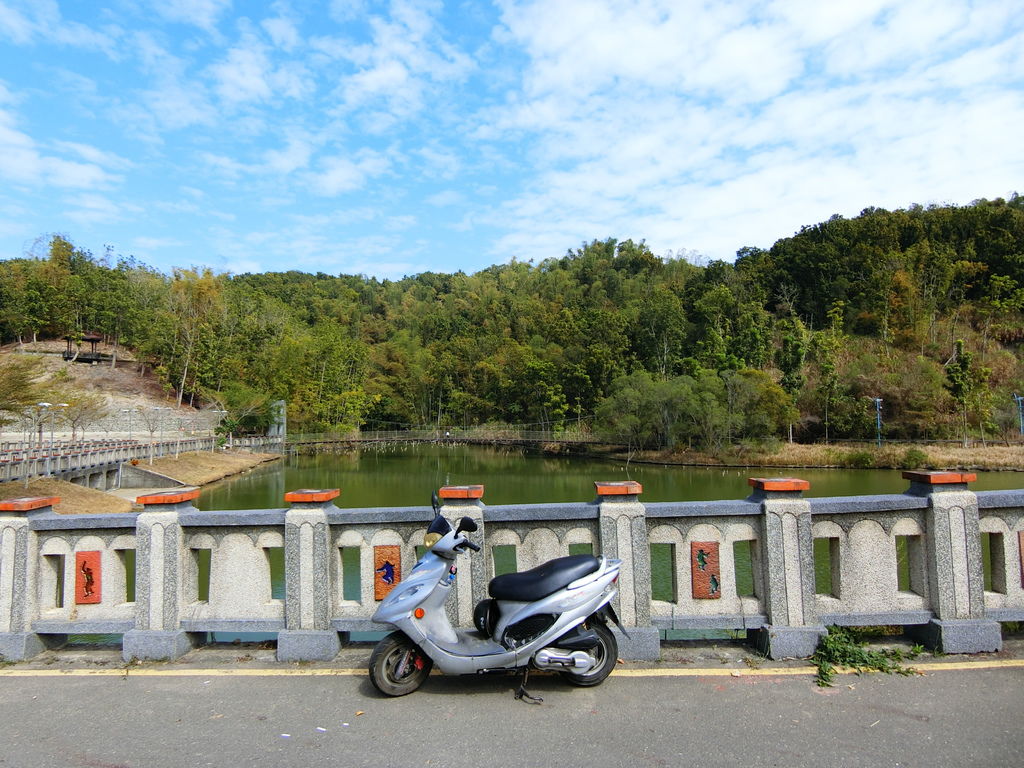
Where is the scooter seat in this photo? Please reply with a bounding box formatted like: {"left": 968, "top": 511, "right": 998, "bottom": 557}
{"left": 489, "top": 555, "right": 600, "bottom": 602}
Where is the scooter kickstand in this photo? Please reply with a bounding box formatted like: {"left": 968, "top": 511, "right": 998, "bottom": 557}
{"left": 514, "top": 667, "right": 543, "bottom": 704}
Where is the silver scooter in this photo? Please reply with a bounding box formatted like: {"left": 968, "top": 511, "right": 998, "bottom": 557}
{"left": 369, "top": 493, "right": 626, "bottom": 700}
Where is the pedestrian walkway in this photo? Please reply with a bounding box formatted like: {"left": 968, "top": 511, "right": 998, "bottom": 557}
{"left": 2, "top": 642, "right": 1022, "bottom": 768}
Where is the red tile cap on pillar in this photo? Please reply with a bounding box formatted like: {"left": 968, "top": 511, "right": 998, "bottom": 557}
{"left": 438, "top": 485, "right": 484, "bottom": 500}
{"left": 0, "top": 496, "right": 60, "bottom": 512}
{"left": 748, "top": 477, "right": 810, "bottom": 492}
{"left": 901, "top": 471, "right": 976, "bottom": 485}
{"left": 595, "top": 481, "right": 643, "bottom": 496}
{"left": 137, "top": 488, "right": 201, "bottom": 505}
{"left": 284, "top": 489, "right": 340, "bottom": 503}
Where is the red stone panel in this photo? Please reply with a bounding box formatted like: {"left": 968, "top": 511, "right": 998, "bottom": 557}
{"left": 374, "top": 545, "right": 402, "bottom": 600}
{"left": 75, "top": 551, "right": 102, "bottom": 604}
{"left": 690, "top": 541, "right": 721, "bottom": 600}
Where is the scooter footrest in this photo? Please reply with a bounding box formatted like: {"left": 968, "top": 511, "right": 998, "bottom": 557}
{"left": 552, "top": 627, "right": 599, "bottom": 651}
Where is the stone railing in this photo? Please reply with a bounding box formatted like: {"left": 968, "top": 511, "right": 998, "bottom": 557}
{"left": 1, "top": 472, "right": 1021, "bottom": 663}
{"left": 0, "top": 436, "right": 284, "bottom": 484}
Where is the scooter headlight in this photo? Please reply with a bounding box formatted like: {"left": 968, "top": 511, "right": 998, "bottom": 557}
{"left": 423, "top": 532, "right": 442, "bottom": 548}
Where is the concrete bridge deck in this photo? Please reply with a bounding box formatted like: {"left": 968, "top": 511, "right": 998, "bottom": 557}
{"left": 2, "top": 640, "right": 1022, "bottom": 768}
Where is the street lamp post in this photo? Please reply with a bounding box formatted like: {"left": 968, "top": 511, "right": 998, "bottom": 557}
{"left": 210, "top": 410, "right": 227, "bottom": 452}
{"left": 157, "top": 407, "right": 170, "bottom": 450}
{"left": 872, "top": 398, "right": 883, "bottom": 449}
{"left": 54, "top": 403, "right": 67, "bottom": 448}
{"left": 36, "top": 402, "right": 50, "bottom": 474}
{"left": 122, "top": 408, "right": 134, "bottom": 440}
{"left": 150, "top": 407, "right": 170, "bottom": 463}
{"left": 35, "top": 402, "right": 50, "bottom": 446}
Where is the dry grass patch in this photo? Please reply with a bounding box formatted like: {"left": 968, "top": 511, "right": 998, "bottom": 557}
{"left": 623, "top": 442, "right": 1024, "bottom": 471}
{"left": 0, "top": 477, "right": 133, "bottom": 515}
{"left": 143, "top": 450, "right": 280, "bottom": 486}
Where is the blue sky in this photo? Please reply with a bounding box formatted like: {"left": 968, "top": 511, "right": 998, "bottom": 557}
{"left": 1, "top": 0, "right": 1022, "bottom": 279}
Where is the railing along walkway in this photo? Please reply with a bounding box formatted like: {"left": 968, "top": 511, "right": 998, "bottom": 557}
{"left": 0, "top": 437, "right": 283, "bottom": 484}
{"left": 287, "top": 429, "right": 611, "bottom": 447}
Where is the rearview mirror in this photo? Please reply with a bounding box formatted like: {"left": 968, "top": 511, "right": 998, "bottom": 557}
{"left": 431, "top": 491, "right": 441, "bottom": 514}
{"left": 456, "top": 516, "right": 477, "bottom": 534}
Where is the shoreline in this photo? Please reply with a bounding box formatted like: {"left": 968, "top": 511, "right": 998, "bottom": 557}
{"left": 0, "top": 450, "right": 281, "bottom": 515}
{"left": 545, "top": 441, "right": 1024, "bottom": 472}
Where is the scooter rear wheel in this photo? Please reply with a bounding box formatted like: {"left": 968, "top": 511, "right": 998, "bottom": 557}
{"left": 560, "top": 622, "right": 617, "bottom": 687}
{"left": 369, "top": 631, "right": 433, "bottom": 696}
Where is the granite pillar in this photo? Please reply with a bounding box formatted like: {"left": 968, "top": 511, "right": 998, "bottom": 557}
{"left": 122, "top": 489, "right": 198, "bottom": 661}
{"left": 278, "top": 489, "right": 340, "bottom": 661}
{"left": 748, "top": 478, "right": 826, "bottom": 659}
{"left": 905, "top": 471, "right": 1001, "bottom": 653}
{"left": 596, "top": 481, "right": 660, "bottom": 660}
{"left": 0, "top": 497, "right": 56, "bottom": 660}
{"left": 438, "top": 485, "right": 486, "bottom": 631}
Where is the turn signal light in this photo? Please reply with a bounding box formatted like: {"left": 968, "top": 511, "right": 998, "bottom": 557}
{"left": 414, "top": 608, "right": 425, "bottom": 619}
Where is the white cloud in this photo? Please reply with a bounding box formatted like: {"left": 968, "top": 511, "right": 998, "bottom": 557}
{"left": 425, "top": 190, "right": 464, "bottom": 207}
{"left": 125, "top": 32, "right": 217, "bottom": 132}
{"left": 328, "top": 0, "right": 367, "bottom": 24}
{"left": 51, "top": 141, "right": 133, "bottom": 170}
{"left": 0, "top": 102, "right": 122, "bottom": 190}
{"left": 208, "top": 218, "right": 423, "bottom": 278}
{"left": 261, "top": 15, "right": 300, "bottom": 50}
{"left": 210, "top": 39, "right": 274, "bottom": 103}
{"left": 152, "top": 0, "right": 231, "bottom": 33}
{"left": 198, "top": 151, "right": 249, "bottom": 180}
{"left": 64, "top": 193, "right": 130, "bottom": 225}
{"left": 331, "top": 0, "right": 473, "bottom": 125}
{"left": 310, "top": 149, "right": 390, "bottom": 196}
{"left": 0, "top": 0, "right": 119, "bottom": 49}
{"left": 479, "top": 0, "right": 1024, "bottom": 263}
{"left": 263, "top": 134, "right": 314, "bottom": 174}
{"left": 0, "top": 1, "right": 35, "bottom": 44}
{"left": 208, "top": 32, "right": 314, "bottom": 105}
{"left": 132, "top": 236, "right": 184, "bottom": 250}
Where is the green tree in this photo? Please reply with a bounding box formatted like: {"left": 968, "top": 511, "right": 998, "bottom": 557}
{"left": 595, "top": 372, "right": 661, "bottom": 453}
{"left": 944, "top": 339, "right": 990, "bottom": 448}
{"left": 165, "top": 268, "right": 225, "bottom": 407}
{"left": 813, "top": 302, "right": 846, "bottom": 443}
{"left": 776, "top": 314, "right": 808, "bottom": 441}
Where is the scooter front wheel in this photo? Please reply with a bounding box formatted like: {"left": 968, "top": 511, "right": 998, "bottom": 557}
{"left": 369, "top": 631, "right": 434, "bottom": 696}
{"left": 560, "top": 622, "right": 617, "bottom": 687}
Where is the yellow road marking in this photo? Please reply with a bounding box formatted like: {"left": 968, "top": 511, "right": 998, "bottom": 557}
{"left": 613, "top": 659, "right": 1024, "bottom": 677}
{"left": 1, "top": 659, "right": 1022, "bottom": 678}
{"left": 0, "top": 668, "right": 368, "bottom": 677}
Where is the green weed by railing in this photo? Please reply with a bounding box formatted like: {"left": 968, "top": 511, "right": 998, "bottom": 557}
{"left": 812, "top": 626, "right": 923, "bottom": 687}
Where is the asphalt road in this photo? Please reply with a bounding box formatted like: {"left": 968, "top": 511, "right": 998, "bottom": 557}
{"left": 2, "top": 662, "right": 1022, "bottom": 768}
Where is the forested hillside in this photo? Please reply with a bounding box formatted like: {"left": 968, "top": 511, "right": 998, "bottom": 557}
{"left": 1, "top": 196, "right": 1022, "bottom": 450}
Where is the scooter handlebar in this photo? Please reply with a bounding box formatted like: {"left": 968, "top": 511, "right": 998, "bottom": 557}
{"left": 460, "top": 539, "right": 481, "bottom": 552}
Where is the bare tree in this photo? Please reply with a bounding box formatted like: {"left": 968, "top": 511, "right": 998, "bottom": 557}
{"left": 54, "top": 391, "right": 110, "bottom": 440}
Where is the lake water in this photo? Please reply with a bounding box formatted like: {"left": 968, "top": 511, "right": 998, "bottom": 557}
{"left": 196, "top": 442, "right": 1024, "bottom": 510}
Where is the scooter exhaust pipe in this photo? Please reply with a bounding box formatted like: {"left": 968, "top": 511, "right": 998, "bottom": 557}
{"left": 534, "top": 648, "right": 594, "bottom": 670}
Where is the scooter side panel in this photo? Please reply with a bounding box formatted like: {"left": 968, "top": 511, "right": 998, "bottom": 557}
{"left": 371, "top": 552, "right": 448, "bottom": 625}
{"left": 493, "top": 562, "right": 619, "bottom": 641}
